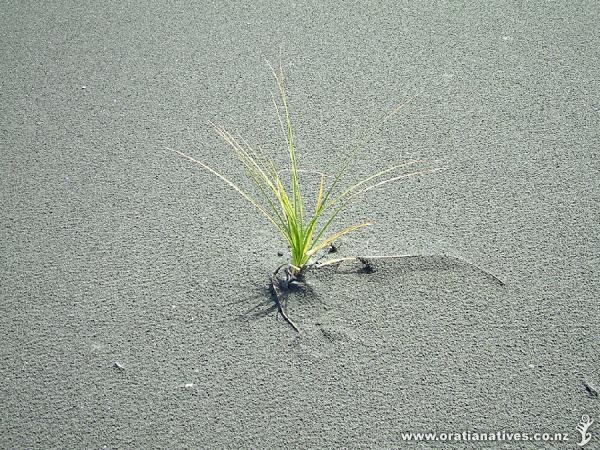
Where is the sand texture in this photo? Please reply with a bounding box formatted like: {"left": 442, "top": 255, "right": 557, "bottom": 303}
{"left": 1, "top": 1, "right": 599, "bottom": 448}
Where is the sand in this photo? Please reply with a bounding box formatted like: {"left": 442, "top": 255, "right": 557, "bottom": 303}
{"left": 1, "top": 1, "right": 599, "bottom": 448}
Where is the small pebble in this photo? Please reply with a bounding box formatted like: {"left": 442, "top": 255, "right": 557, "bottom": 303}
{"left": 277, "top": 251, "right": 284, "bottom": 257}
{"left": 112, "top": 362, "right": 125, "bottom": 371}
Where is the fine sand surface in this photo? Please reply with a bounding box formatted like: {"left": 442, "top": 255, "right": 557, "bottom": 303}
{"left": 1, "top": 1, "right": 599, "bottom": 448}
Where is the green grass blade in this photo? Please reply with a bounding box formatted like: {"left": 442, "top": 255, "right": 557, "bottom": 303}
{"left": 166, "top": 147, "right": 282, "bottom": 230}
{"left": 324, "top": 160, "right": 424, "bottom": 210}
{"left": 243, "top": 165, "right": 288, "bottom": 230}
{"left": 270, "top": 62, "right": 304, "bottom": 228}
{"left": 213, "top": 124, "right": 278, "bottom": 194}
{"left": 307, "top": 202, "right": 348, "bottom": 254}
{"left": 307, "top": 222, "right": 372, "bottom": 257}
{"left": 345, "top": 167, "right": 444, "bottom": 201}
{"left": 315, "top": 172, "right": 325, "bottom": 213}
{"left": 316, "top": 89, "right": 426, "bottom": 216}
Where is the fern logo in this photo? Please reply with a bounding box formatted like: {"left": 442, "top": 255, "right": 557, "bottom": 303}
{"left": 576, "top": 415, "right": 594, "bottom": 447}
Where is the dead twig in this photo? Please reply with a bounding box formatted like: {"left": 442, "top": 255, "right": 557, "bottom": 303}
{"left": 270, "top": 264, "right": 300, "bottom": 332}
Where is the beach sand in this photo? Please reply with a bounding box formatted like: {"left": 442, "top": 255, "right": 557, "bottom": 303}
{"left": 1, "top": 1, "right": 598, "bottom": 448}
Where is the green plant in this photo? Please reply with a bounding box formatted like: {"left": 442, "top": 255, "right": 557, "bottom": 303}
{"left": 168, "top": 63, "right": 440, "bottom": 278}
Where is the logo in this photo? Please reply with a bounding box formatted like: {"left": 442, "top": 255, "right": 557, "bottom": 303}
{"left": 576, "top": 415, "right": 594, "bottom": 447}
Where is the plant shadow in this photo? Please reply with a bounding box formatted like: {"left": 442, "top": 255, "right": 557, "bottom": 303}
{"left": 234, "top": 276, "right": 323, "bottom": 326}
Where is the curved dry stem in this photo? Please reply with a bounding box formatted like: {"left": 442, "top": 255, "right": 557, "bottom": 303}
{"left": 314, "top": 253, "right": 505, "bottom": 286}
{"left": 270, "top": 264, "right": 300, "bottom": 332}
{"left": 315, "top": 88, "right": 427, "bottom": 215}
{"left": 166, "top": 147, "right": 284, "bottom": 232}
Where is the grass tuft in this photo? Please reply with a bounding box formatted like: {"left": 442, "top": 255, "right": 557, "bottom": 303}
{"left": 168, "top": 62, "right": 442, "bottom": 276}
